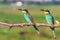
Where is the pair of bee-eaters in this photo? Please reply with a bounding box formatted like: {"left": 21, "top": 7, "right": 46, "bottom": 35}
{"left": 18, "top": 9, "right": 56, "bottom": 39}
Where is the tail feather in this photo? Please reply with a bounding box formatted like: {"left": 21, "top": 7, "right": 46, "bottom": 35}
{"left": 50, "top": 26, "right": 56, "bottom": 40}
{"left": 50, "top": 26, "right": 55, "bottom": 31}
{"left": 33, "top": 25, "right": 39, "bottom": 31}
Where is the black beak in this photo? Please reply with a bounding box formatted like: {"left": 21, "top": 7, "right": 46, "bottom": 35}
{"left": 40, "top": 9, "right": 45, "bottom": 11}
{"left": 18, "top": 9, "right": 23, "bottom": 11}
{"left": 40, "top": 9, "right": 49, "bottom": 12}
{"left": 18, "top": 8, "right": 28, "bottom": 12}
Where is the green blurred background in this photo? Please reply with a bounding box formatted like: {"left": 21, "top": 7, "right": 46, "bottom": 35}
{"left": 0, "top": 0, "right": 60, "bottom": 40}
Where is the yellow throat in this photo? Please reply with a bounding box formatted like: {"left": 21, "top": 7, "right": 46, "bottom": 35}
{"left": 22, "top": 11, "right": 26, "bottom": 14}
{"left": 44, "top": 12, "right": 49, "bottom": 14}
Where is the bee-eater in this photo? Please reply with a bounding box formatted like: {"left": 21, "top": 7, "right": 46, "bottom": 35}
{"left": 18, "top": 9, "right": 40, "bottom": 34}
{"left": 40, "top": 9, "right": 56, "bottom": 39}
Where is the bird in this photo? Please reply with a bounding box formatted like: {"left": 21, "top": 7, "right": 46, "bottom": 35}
{"left": 40, "top": 9, "right": 56, "bottom": 39}
{"left": 18, "top": 9, "right": 40, "bottom": 34}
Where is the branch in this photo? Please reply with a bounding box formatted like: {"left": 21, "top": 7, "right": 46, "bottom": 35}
{"left": 0, "top": 22, "right": 60, "bottom": 28}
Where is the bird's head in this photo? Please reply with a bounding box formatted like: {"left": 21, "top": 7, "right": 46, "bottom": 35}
{"left": 40, "top": 9, "right": 50, "bottom": 15}
{"left": 18, "top": 9, "right": 29, "bottom": 14}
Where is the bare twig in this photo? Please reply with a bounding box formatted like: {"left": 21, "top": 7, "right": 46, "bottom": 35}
{"left": 0, "top": 22, "right": 60, "bottom": 28}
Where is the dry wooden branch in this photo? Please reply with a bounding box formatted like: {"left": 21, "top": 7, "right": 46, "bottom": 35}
{"left": 0, "top": 22, "right": 60, "bottom": 28}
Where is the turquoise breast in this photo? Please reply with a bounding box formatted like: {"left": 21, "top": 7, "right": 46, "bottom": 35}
{"left": 45, "top": 14, "right": 53, "bottom": 24}
{"left": 24, "top": 13, "right": 31, "bottom": 23}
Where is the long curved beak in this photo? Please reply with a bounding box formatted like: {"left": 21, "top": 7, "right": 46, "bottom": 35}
{"left": 18, "top": 9, "right": 23, "bottom": 11}
{"left": 18, "top": 9, "right": 26, "bottom": 14}
{"left": 40, "top": 9, "right": 45, "bottom": 11}
{"left": 40, "top": 9, "right": 49, "bottom": 14}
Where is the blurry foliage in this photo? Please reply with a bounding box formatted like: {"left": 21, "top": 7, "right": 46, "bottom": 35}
{"left": 3, "top": 0, "right": 7, "bottom": 3}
